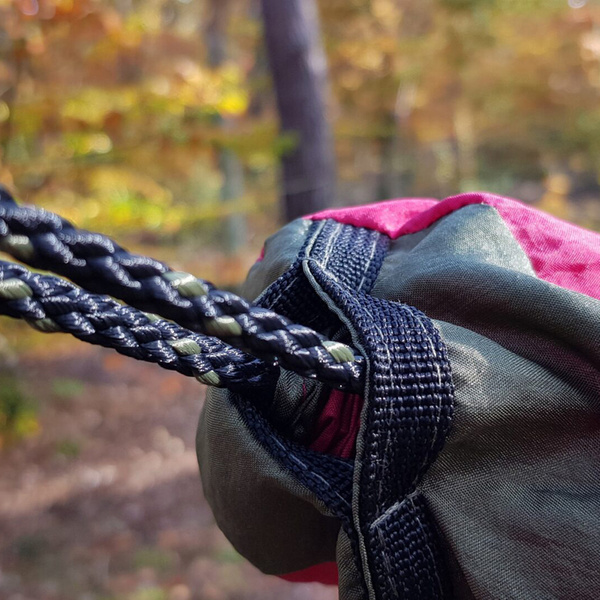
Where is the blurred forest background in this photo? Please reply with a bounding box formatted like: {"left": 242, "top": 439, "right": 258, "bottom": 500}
{"left": 1, "top": 0, "right": 600, "bottom": 599}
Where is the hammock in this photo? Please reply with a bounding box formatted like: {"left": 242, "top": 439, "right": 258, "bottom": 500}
{"left": 1, "top": 187, "right": 599, "bottom": 600}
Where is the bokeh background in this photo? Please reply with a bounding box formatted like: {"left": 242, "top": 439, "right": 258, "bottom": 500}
{"left": 1, "top": 0, "right": 599, "bottom": 599}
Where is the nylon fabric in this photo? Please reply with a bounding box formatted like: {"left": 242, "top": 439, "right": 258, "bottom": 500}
{"left": 371, "top": 204, "right": 600, "bottom": 395}
{"left": 197, "top": 386, "right": 343, "bottom": 574}
{"left": 305, "top": 261, "right": 454, "bottom": 600}
{"left": 310, "top": 193, "right": 600, "bottom": 301}
{"left": 314, "top": 203, "right": 596, "bottom": 463}
{"left": 369, "top": 203, "right": 600, "bottom": 598}
{"left": 244, "top": 219, "right": 313, "bottom": 301}
{"left": 201, "top": 197, "right": 600, "bottom": 599}
{"left": 198, "top": 219, "right": 390, "bottom": 584}
{"left": 308, "top": 389, "right": 363, "bottom": 458}
{"left": 423, "top": 322, "right": 600, "bottom": 599}
{"left": 337, "top": 529, "right": 370, "bottom": 600}
{"left": 268, "top": 369, "right": 327, "bottom": 444}
{"left": 298, "top": 202, "right": 600, "bottom": 597}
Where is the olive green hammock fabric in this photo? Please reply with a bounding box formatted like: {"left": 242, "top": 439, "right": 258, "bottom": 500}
{"left": 198, "top": 196, "right": 600, "bottom": 600}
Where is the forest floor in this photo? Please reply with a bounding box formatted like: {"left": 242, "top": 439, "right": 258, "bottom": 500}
{"left": 0, "top": 342, "right": 337, "bottom": 600}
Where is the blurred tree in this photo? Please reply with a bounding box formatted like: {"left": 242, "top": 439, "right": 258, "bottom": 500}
{"left": 319, "top": 0, "right": 600, "bottom": 213}
{"left": 261, "top": 0, "right": 336, "bottom": 221}
{"left": 206, "top": 0, "right": 247, "bottom": 253}
{"left": 1, "top": 0, "right": 600, "bottom": 233}
{"left": 0, "top": 0, "right": 268, "bottom": 239}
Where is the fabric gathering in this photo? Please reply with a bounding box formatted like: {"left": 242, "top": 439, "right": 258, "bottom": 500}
{"left": 199, "top": 192, "right": 600, "bottom": 600}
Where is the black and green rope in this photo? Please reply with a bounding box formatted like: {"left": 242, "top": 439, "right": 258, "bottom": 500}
{"left": 0, "top": 189, "right": 365, "bottom": 392}
{"left": 0, "top": 260, "right": 276, "bottom": 391}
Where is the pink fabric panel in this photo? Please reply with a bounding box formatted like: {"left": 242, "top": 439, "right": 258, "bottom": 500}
{"left": 279, "top": 561, "right": 338, "bottom": 585}
{"left": 309, "top": 192, "right": 600, "bottom": 301}
{"left": 308, "top": 390, "right": 363, "bottom": 459}
{"left": 310, "top": 197, "right": 439, "bottom": 238}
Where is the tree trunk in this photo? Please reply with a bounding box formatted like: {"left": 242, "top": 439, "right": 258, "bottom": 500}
{"left": 205, "top": 0, "right": 247, "bottom": 254}
{"left": 261, "top": 0, "right": 336, "bottom": 222}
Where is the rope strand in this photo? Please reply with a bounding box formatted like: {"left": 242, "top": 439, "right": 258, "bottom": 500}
{"left": 0, "top": 260, "right": 276, "bottom": 391}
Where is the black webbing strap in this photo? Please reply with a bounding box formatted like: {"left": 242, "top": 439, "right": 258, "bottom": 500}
{"left": 234, "top": 219, "right": 455, "bottom": 598}
{"left": 228, "top": 219, "right": 389, "bottom": 586}
{"left": 307, "top": 260, "right": 455, "bottom": 599}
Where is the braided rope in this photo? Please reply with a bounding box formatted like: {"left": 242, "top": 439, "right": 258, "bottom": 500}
{"left": 0, "top": 189, "right": 364, "bottom": 391}
{"left": 0, "top": 260, "right": 276, "bottom": 391}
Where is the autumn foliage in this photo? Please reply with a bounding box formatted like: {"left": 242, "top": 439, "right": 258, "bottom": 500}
{"left": 1, "top": 0, "right": 600, "bottom": 236}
